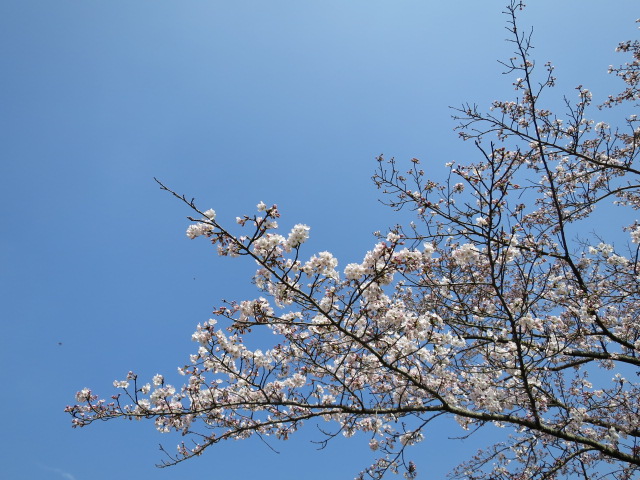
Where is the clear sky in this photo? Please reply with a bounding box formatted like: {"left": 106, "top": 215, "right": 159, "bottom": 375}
{"left": 1, "top": 2, "right": 637, "bottom": 480}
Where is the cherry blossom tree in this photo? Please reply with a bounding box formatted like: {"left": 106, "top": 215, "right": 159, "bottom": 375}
{"left": 67, "top": 3, "right": 640, "bottom": 479}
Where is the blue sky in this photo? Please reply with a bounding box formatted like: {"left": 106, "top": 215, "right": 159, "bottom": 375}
{"left": 1, "top": 2, "right": 638, "bottom": 479}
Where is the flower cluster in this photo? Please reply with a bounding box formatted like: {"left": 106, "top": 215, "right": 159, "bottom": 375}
{"left": 285, "top": 224, "right": 310, "bottom": 251}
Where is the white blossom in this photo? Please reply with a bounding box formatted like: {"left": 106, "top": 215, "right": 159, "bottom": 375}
{"left": 344, "top": 263, "right": 366, "bottom": 280}
{"left": 386, "top": 232, "right": 401, "bottom": 243}
{"left": 451, "top": 243, "right": 481, "bottom": 265}
{"left": 75, "top": 388, "right": 91, "bottom": 402}
{"left": 285, "top": 224, "right": 310, "bottom": 251}
{"left": 186, "top": 223, "right": 214, "bottom": 239}
{"left": 423, "top": 242, "right": 435, "bottom": 257}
